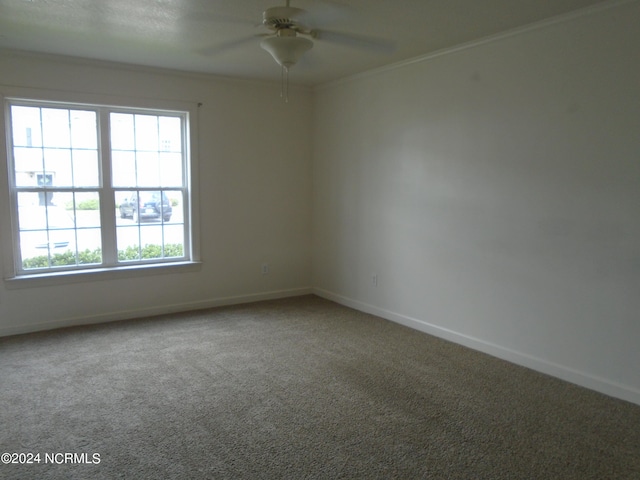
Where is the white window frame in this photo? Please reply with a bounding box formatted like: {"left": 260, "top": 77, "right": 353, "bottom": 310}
{"left": 1, "top": 89, "right": 201, "bottom": 286}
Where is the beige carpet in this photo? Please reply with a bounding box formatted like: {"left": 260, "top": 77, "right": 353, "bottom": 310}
{"left": 1, "top": 295, "right": 639, "bottom": 479}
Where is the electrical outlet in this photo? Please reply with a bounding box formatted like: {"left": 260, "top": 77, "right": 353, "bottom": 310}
{"left": 262, "top": 263, "right": 270, "bottom": 275}
{"left": 372, "top": 274, "right": 378, "bottom": 287}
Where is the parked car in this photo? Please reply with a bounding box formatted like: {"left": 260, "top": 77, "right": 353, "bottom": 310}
{"left": 119, "top": 191, "right": 172, "bottom": 222}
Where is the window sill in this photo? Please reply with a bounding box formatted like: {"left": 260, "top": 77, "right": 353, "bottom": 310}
{"left": 4, "top": 261, "right": 202, "bottom": 289}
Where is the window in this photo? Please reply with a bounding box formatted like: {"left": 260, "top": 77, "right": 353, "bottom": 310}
{"left": 6, "top": 99, "right": 193, "bottom": 276}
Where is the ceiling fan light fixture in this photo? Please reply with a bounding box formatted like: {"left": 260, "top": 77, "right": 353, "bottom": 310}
{"left": 260, "top": 35, "right": 313, "bottom": 68}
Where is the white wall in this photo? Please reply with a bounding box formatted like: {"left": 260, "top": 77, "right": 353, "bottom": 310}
{"left": 0, "top": 52, "right": 313, "bottom": 335}
{"left": 312, "top": 1, "right": 640, "bottom": 404}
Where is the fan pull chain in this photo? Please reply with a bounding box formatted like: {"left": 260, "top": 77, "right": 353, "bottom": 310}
{"left": 280, "top": 65, "right": 290, "bottom": 103}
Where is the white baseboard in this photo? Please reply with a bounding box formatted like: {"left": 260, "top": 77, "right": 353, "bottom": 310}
{"left": 313, "top": 288, "right": 640, "bottom": 407}
{"left": 0, "top": 287, "right": 313, "bottom": 337}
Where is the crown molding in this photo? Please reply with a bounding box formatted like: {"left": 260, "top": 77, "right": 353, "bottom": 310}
{"left": 316, "top": 0, "right": 637, "bottom": 92}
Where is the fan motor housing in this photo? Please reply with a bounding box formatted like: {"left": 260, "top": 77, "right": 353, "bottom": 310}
{"left": 263, "top": 6, "right": 307, "bottom": 30}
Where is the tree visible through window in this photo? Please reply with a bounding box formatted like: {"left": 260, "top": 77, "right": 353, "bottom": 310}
{"left": 7, "top": 100, "right": 191, "bottom": 274}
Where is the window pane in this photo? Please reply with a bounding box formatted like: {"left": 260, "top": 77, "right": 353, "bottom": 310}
{"left": 42, "top": 108, "right": 70, "bottom": 148}
{"left": 71, "top": 192, "right": 102, "bottom": 263}
{"left": 51, "top": 192, "right": 75, "bottom": 220}
{"left": 159, "top": 116, "right": 181, "bottom": 152}
{"left": 70, "top": 110, "right": 98, "bottom": 149}
{"left": 137, "top": 152, "right": 160, "bottom": 186}
{"left": 11, "top": 106, "right": 43, "bottom": 147}
{"left": 43, "top": 148, "right": 72, "bottom": 187}
{"left": 135, "top": 115, "right": 159, "bottom": 151}
{"left": 140, "top": 225, "right": 163, "bottom": 259}
{"left": 110, "top": 113, "right": 135, "bottom": 150}
{"left": 160, "top": 153, "right": 183, "bottom": 187}
{"left": 13, "top": 148, "right": 44, "bottom": 187}
{"left": 117, "top": 226, "right": 140, "bottom": 261}
{"left": 164, "top": 190, "right": 182, "bottom": 224}
{"left": 73, "top": 192, "right": 101, "bottom": 228}
{"left": 17, "top": 199, "right": 47, "bottom": 230}
{"left": 112, "top": 151, "right": 136, "bottom": 187}
{"left": 115, "top": 191, "right": 131, "bottom": 225}
{"left": 19, "top": 231, "right": 48, "bottom": 268}
{"left": 48, "top": 205, "right": 75, "bottom": 230}
{"left": 73, "top": 150, "right": 100, "bottom": 187}
{"left": 77, "top": 228, "right": 102, "bottom": 264}
{"left": 163, "top": 224, "right": 185, "bottom": 257}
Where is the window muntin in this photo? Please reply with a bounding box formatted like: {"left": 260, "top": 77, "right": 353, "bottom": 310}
{"left": 7, "top": 100, "right": 190, "bottom": 274}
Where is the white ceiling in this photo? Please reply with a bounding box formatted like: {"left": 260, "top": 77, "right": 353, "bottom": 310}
{"left": 0, "top": 0, "right": 610, "bottom": 86}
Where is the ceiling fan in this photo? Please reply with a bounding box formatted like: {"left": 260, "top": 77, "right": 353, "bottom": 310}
{"left": 260, "top": 1, "right": 315, "bottom": 65}
{"left": 198, "top": 0, "right": 395, "bottom": 101}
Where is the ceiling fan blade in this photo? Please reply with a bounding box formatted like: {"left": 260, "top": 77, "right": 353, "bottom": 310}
{"left": 180, "top": 11, "right": 256, "bottom": 26}
{"left": 296, "top": 1, "right": 355, "bottom": 28}
{"left": 196, "top": 34, "right": 268, "bottom": 57}
{"left": 312, "top": 29, "right": 396, "bottom": 54}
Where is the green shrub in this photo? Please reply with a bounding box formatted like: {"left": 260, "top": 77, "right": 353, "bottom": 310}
{"left": 23, "top": 244, "right": 182, "bottom": 269}
{"left": 141, "top": 244, "right": 163, "bottom": 259}
{"left": 78, "top": 248, "right": 102, "bottom": 264}
{"left": 118, "top": 243, "right": 184, "bottom": 261}
{"left": 22, "top": 255, "right": 51, "bottom": 269}
{"left": 22, "top": 248, "right": 102, "bottom": 269}
{"left": 77, "top": 199, "right": 100, "bottom": 210}
{"left": 64, "top": 199, "right": 100, "bottom": 211}
{"left": 22, "top": 251, "right": 77, "bottom": 268}
{"left": 163, "top": 243, "right": 184, "bottom": 257}
{"left": 118, "top": 245, "right": 141, "bottom": 261}
{"left": 50, "top": 251, "right": 78, "bottom": 266}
